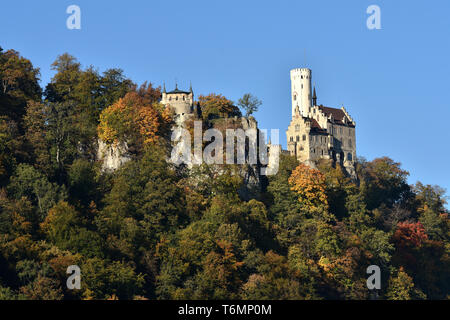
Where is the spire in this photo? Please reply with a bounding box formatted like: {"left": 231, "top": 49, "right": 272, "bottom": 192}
{"left": 312, "top": 87, "right": 317, "bottom": 106}
{"left": 163, "top": 82, "right": 166, "bottom": 93}
{"left": 189, "top": 81, "right": 193, "bottom": 93}
{"left": 175, "top": 82, "right": 178, "bottom": 90}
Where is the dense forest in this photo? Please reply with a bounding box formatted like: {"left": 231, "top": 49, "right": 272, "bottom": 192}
{"left": 0, "top": 47, "right": 448, "bottom": 300}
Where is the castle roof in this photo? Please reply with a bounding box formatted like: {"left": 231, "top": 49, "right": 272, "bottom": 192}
{"left": 318, "top": 105, "right": 355, "bottom": 127}
{"left": 311, "top": 118, "right": 322, "bottom": 129}
{"left": 166, "top": 88, "right": 191, "bottom": 94}
{"left": 310, "top": 118, "right": 328, "bottom": 134}
{"left": 166, "top": 83, "right": 192, "bottom": 95}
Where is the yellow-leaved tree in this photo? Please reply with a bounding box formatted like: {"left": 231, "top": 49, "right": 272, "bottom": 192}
{"left": 288, "top": 163, "right": 329, "bottom": 213}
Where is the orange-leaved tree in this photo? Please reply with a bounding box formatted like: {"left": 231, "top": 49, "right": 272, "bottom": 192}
{"left": 97, "top": 90, "right": 171, "bottom": 147}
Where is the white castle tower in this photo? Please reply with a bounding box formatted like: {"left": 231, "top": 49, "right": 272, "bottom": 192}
{"left": 290, "top": 68, "right": 312, "bottom": 117}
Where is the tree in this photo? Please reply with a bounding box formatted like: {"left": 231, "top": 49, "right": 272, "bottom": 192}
{"left": 44, "top": 53, "right": 81, "bottom": 102}
{"left": 68, "top": 159, "right": 99, "bottom": 209}
{"left": 198, "top": 93, "right": 241, "bottom": 121}
{"left": 40, "top": 201, "right": 103, "bottom": 258}
{"left": 386, "top": 268, "right": 426, "bottom": 300}
{"left": 237, "top": 93, "right": 262, "bottom": 117}
{"left": 24, "top": 100, "right": 80, "bottom": 180}
{"left": 96, "top": 146, "right": 187, "bottom": 263}
{"left": 357, "top": 157, "right": 413, "bottom": 210}
{"left": 0, "top": 48, "right": 41, "bottom": 123}
{"left": 7, "top": 164, "right": 66, "bottom": 223}
{"left": 97, "top": 91, "right": 170, "bottom": 151}
{"left": 288, "top": 163, "right": 330, "bottom": 217}
{"left": 0, "top": 116, "right": 24, "bottom": 187}
{"left": 241, "top": 251, "right": 304, "bottom": 299}
{"left": 266, "top": 154, "right": 303, "bottom": 248}
{"left": 79, "top": 258, "right": 145, "bottom": 299}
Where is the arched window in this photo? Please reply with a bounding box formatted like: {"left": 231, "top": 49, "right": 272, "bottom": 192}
{"left": 296, "top": 136, "right": 300, "bottom": 142}
{"left": 347, "top": 153, "right": 353, "bottom": 161}
{"left": 290, "top": 136, "right": 293, "bottom": 142}
{"left": 303, "top": 135, "right": 306, "bottom": 141}
{"left": 293, "top": 95, "right": 297, "bottom": 101}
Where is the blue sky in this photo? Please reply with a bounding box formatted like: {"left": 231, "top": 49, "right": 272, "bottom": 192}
{"left": 1, "top": 0, "right": 449, "bottom": 202}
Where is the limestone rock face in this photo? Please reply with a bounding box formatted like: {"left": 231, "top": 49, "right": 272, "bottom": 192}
{"left": 95, "top": 115, "right": 274, "bottom": 200}
{"left": 96, "top": 139, "right": 131, "bottom": 171}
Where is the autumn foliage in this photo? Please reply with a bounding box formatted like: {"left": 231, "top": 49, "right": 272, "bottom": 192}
{"left": 288, "top": 163, "right": 328, "bottom": 210}
{"left": 393, "top": 221, "right": 428, "bottom": 248}
{"left": 0, "top": 48, "right": 449, "bottom": 300}
{"left": 98, "top": 89, "right": 171, "bottom": 146}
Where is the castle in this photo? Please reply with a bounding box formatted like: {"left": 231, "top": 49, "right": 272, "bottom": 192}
{"left": 158, "top": 67, "right": 357, "bottom": 177}
{"left": 160, "top": 82, "right": 201, "bottom": 125}
{"left": 286, "top": 68, "right": 356, "bottom": 176}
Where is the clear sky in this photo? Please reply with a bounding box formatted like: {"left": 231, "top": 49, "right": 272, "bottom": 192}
{"left": 1, "top": 0, "right": 449, "bottom": 202}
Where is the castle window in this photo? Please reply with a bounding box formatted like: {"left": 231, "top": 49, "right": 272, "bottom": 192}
{"left": 300, "top": 146, "right": 304, "bottom": 151}
{"left": 290, "top": 136, "right": 293, "bottom": 142}
{"left": 348, "top": 139, "right": 352, "bottom": 147}
{"left": 295, "top": 124, "right": 300, "bottom": 131}
{"left": 296, "top": 136, "right": 299, "bottom": 142}
{"left": 183, "top": 96, "right": 185, "bottom": 101}
{"left": 302, "top": 135, "right": 306, "bottom": 141}
{"left": 347, "top": 153, "right": 353, "bottom": 161}
{"left": 293, "top": 95, "right": 297, "bottom": 101}
{"left": 169, "top": 97, "right": 172, "bottom": 101}
{"left": 176, "top": 96, "right": 179, "bottom": 101}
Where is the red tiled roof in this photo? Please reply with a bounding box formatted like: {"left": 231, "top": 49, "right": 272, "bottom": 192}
{"left": 318, "top": 105, "right": 354, "bottom": 127}
{"left": 311, "top": 118, "right": 321, "bottom": 129}
{"left": 310, "top": 118, "right": 328, "bottom": 134}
